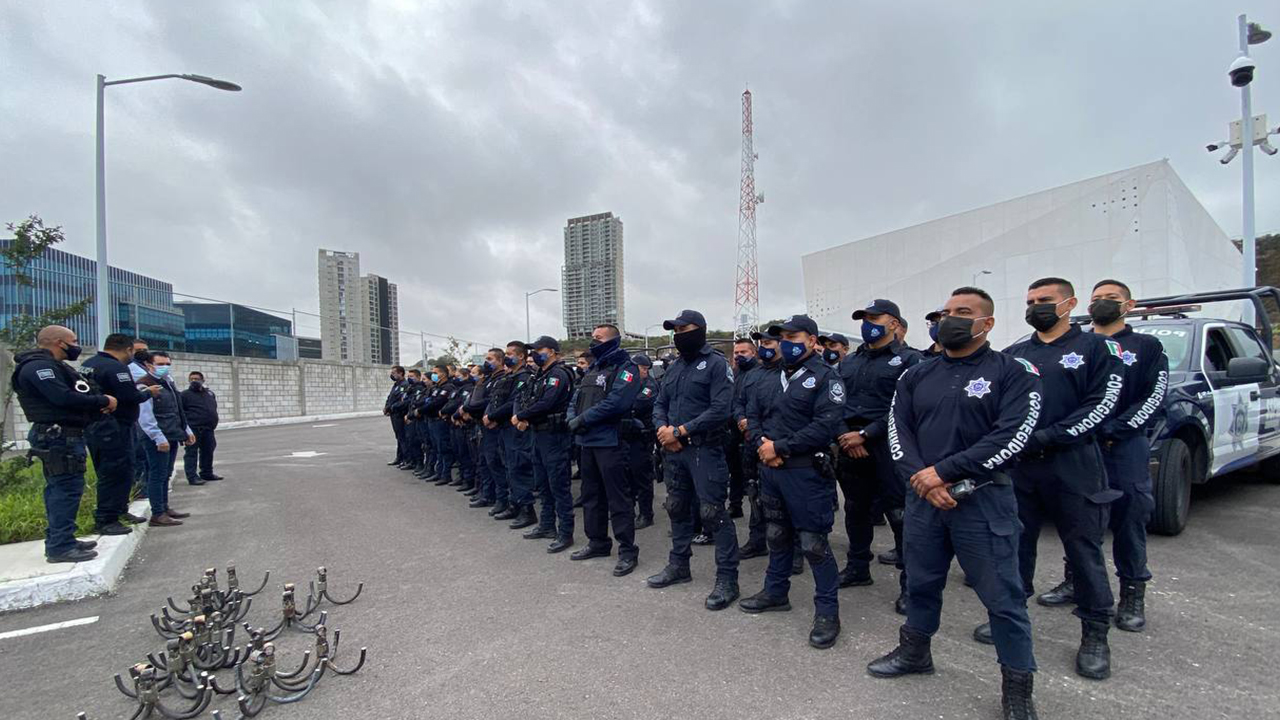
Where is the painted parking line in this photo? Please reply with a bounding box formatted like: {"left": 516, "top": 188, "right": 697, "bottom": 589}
{"left": 288, "top": 451, "right": 328, "bottom": 458}
{"left": 311, "top": 424, "right": 337, "bottom": 428}
{"left": 0, "top": 616, "right": 99, "bottom": 641}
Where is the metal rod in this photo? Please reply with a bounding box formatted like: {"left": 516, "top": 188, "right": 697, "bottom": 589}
{"left": 1239, "top": 13, "right": 1258, "bottom": 327}
{"left": 95, "top": 74, "right": 110, "bottom": 347}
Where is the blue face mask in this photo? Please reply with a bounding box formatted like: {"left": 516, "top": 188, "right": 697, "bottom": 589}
{"left": 503, "top": 355, "right": 517, "bottom": 368}
{"left": 758, "top": 346, "right": 778, "bottom": 362}
{"left": 928, "top": 322, "right": 940, "bottom": 343}
{"left": 153, "top": 365, "right": 171, "bottom": 378}
{"left": 823, "top": 348, "right": 840, "bottom": 364}
{"left": 734, "top": 355, "right": 755, "bottom": 371}
{"left": 532, "top": 351, "right": 547, "bottom": 366}
{"left": 589, "top": 337, "right": 620, "bottom": 360}
{"left": 482, "top": 361, "right": 495, "bottom": 374}
{"left": 779, "top": 340, "right": 807, "bottom": 366}
{"left": 430, "top": 373, "right": 439, "bottom": 382}
{"left": 861, "top": 320, "right": 888, "bottom": 345}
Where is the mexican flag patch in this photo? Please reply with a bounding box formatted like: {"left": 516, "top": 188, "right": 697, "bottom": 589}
{"left": 548, "top": 377, "right": 560, "bottom": 387}
{"left": 619, "top": 370, "right": 634, "bottom": 383}
{"left": 1016, "top": 358, "right": 1040, "bottom": 376}
{"left": 1105, "top": 339, "right": 1123, "bottom": 358}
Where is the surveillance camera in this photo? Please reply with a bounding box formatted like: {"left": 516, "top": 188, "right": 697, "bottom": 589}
{"left": 1207, "top": 143, "right": 1221, "bottom": 152}
{"left": 1229, "top": 55, "right": 1256, "bottom": 87}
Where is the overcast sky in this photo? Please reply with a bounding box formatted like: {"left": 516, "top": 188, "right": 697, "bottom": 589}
{"left": 2, "top": 0, "right": 1276, "bottom": 352}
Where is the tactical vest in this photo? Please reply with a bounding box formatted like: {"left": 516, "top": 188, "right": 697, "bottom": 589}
{"left": 529, "top": 362, "right": 575, "bottom": 415}
{"left": 11, "top": 354, "right": 100, "bottom": 426}
{"left": 575, "top": 362, "right": 618, "bottom": 417}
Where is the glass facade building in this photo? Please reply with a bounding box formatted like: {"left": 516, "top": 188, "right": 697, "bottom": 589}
{"left": 177, "top": 302, "right": 293, "bottom": 359}
{"left": 0, "top": 239, "right": 186, "bottom": 349}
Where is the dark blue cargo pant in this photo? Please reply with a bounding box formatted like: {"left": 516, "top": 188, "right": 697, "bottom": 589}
{"left": 532, "top": 427, "right": 574, "bottom": 539}
{"left": 760, "top": 463, "right": 839, "bottom": 617}
{"left": 663, "top": 442, "right": 740, "bottom": 584}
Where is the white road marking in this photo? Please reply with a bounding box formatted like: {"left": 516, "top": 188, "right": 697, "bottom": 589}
{"left": 311, "top": 424, "right": 337, "bottom": 428}
{"left": 288, "top": 451, "right": 328, "bottom": 458}
{"left": 0, "top": 615, "right": 99, "bottom": 640}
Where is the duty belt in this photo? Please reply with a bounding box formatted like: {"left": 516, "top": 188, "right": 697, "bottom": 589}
{"left": 32, "top": 422, "right": 84, "bottom": 438}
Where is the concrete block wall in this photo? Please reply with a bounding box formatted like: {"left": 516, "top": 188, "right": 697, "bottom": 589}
{"left": 2, "top": 350, "right": 394, "bottom": 443}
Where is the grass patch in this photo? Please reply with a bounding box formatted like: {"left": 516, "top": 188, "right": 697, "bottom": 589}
{"left": 0, "top": 454, "right": 103, "bottom": 545}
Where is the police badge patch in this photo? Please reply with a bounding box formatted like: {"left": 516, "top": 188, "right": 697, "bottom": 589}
{"left": 696, "top": 360, "right": 707, "bottom": 370}
{"left": 1059, "top": 352, "right": 1085, "bottom": 370}
{"left": 830, "top": 381, "right": 845, "bottom": 404}
{"left": 965, "top": 377, "right": 992, "bottom": 399}
{"left": 1120, "top": 350, "right": 1138, "bottom": 367}
{"left": 888, "top": 356, "right": 903, "bottom": 367}
{"left": 595, "top": 375, "right": 607, "bottom": 387}
{"left": 36, "top": 369, "right": 55, "bottom": 380}
{"left": 802, "top": 377, "right": 817, "bottom": 389}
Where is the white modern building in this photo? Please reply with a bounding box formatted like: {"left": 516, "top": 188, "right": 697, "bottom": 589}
{"left": 562, "top": 212, "right": 625, "bottom": 339}
{"left": 317, "top": 249, "right": 400, "bottom": 364}
{"left": 802, "top": 160, "right": 1243, "bottom": 350}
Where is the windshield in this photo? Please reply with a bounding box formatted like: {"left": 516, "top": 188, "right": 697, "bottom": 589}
{"left": 1131, "top": 324, "right": 1192, "bottom": 371}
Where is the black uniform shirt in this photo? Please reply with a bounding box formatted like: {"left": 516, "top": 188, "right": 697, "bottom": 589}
{"left": 744, "top": 351, "right": 845, "bottom": 459}
{"left": 653, "top": 345, "right": 733, "bottom": 438}
{"left": 81, "top": 351, "right": 150, "bottom": 424}
{"left": 517, "top": 362, "right": 575, "bottom": 422}
{"left": 737, "top": 360, "right": 781, "bottom": 437}
{"left": 838, "top": 340, "right": 922, "bottom": 439}
{"left": 889, "top": 343, "right": 1042, "bottom": 482}
{"left": 11, "top": 349, "right": 110, "bottom": 426}
{"left": 1003, "top": 324, "right": 1125, "bottom": 449}
{"left": 1094, "top": 326, "right": 1169, "bottom": 441}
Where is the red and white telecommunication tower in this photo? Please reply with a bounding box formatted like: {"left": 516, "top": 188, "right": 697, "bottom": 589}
{"left": 734, "top": 88, "right": 763, "bottom": 339}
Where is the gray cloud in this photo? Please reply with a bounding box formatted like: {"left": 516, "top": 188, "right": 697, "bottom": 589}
{"left": 2, "top": 0, "right": 1276, "bottom": 349}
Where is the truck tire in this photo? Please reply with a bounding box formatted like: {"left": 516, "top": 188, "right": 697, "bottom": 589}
{"left": 1151, "top": 437, "right": 1194, "bottom": 536}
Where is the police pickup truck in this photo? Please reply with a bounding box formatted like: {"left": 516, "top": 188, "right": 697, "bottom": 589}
{"left": 1116, "top": 287, "right": 1280, "bottom": 535}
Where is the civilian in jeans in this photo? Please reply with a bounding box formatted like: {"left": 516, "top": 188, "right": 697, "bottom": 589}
{"left": 134, "top": 351, "right": 195, "bottom": 526}
{"left": 180, "top": 371, "right": 222, "bottom": 483}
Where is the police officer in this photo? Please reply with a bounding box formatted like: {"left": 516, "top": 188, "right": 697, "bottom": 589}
{"left": 835, "top": 299, "right": 922, "bottom": 615}
{"left": 12, "top": 325, "right": 119, "bottom": 563}
{"left": 726, "top": 339, "right": 759, "bottom": 522}
{"left": 384, "top": 365, "right": 409, "bottom": 466}
{"left": 446, "top": 369, "right": 477, "bottom": 494}
{"left": 1067, "top": 279, "right": 1165, "bottom": 632}
{"left": 647, "top": 310, "right": 741, "bottom": 610}
{"left": 81, "top": 332, "right": 161, "bottom": 535}
{"left": 733, "top": 331, "right": 776, "bottom": 559}
{"left": 411, "top": 372, "right": 438, "bottom": 479}
{"left": 424, "top": 364, "right": 456, "bottom": 485}
{"left": 566, "top": 323, "right": 642, "bottom": 576}
{"left": 514, "top": 336, "right": 577, "bottom": 551}
{"left": 987, "top": 276, "right": 1126, "bottom": 681}
{"left": 866, "top": 286, "right": 1040, "bottom": 720}
{"left": 398, "top": 369, "right": 424, "bottom": 474}
{"left": 739, "top": 314, "right": 845, "bottom": 649}
{"left": 623, "top": 354, "right": 659, "bottom": 529}
{"left": 922, "top": 307, "right": 945, "bottom": 358}
{"left": 486, "top": 342, "right": 537, "bottom": 528}
{"left": 819, "top": 333, "right": 850, "bottom": 366}
{"left": 466, "top": 351, "right": 509, "bottom": 511}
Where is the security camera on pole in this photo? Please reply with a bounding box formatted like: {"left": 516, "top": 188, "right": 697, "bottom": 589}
{"left": 1206, "top": 15, "right": 1275, "bottom": 325}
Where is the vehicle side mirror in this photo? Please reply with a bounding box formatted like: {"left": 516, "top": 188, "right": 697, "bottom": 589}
{"left": 1227, "top": 356, "right": 1270, "bottom": 382}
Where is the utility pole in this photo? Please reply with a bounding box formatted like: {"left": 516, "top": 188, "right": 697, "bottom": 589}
{"left": 734, "top": 88, "right": 763, "bottom": 340}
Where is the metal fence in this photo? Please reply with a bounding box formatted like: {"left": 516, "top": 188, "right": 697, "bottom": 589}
{"left": 0, "top": 265, "right": 496, "bottom": 367}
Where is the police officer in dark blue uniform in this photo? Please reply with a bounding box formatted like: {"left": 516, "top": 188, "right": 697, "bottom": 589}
{"left": 486, "top": 343, "right": 532, "bottom": 525}
{"left": 733, "top": 331, "right": 781, "bottom": 559}
{"left": 514, "top": 336, "right": 577, "bottom": 551}
{"left": 447, "top": 369, "right": 477, "bottom": 494}
{"left": 469, "top": 351, "right": 509, "bottom": 510}
{"left": 399, "top": 369, "right": 425, "bottom": 474}
{"left": 819, "top": 333, "right": 850, "bottom": 367}
{"left": 566, "top": 323, "right": 643, "bottom": 576}
{"left": 384, "top": 365, "right": 409, "bottom": 466}
{"left": 988, "top": 277, "right": 1126, "bottom": 681}
{"left": 623, "top": 354, "right": 659, "bottom": 529}
{"left": 81, "top": 332, "right": 161, "bottom": 534}
{"left": 12, "top": 325, "right": 119, "bottom": 563}
{"left": 1075, "top": 279, "right": 1166, "bottom": 633}
{"left": 922, "top": 307, "right": 945, "bottom": 358}
{"left": 738, "top": 314, "right": 845, "bottom": 649}
{"left": 424, "top": 364, "right": 455, "bottom": 484}
{"left": 460, "top": 364, "right": 491, "bottom": 499}
{"left": 866, "top": 286, "right": 1040, "bottom": 720}
{"left": 412, "top": 372, "right": 438, "bottom": 479}
{"left": 646, "top": 310, "right": 741, "bottom": 610}
{"left": 834, "top": 300, "right": 922, "bottom": 615}
{"left": 439, "top": 369, "right": 471, "bottom": 490}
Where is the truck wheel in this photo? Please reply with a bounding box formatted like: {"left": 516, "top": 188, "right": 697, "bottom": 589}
{"left": 1260, "top": 454, "right": 1280, "bottom": 484}
{"left": 1151, "top": 438, "right": 1194, "bottom": 536}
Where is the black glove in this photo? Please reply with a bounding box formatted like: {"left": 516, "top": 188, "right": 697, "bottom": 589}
{"left": 568, "top": 416, "right": 585, "bottom": 434}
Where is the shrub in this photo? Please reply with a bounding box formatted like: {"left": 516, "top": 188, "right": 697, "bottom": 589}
{"left": 0, "top": 454, "right": 102, "bottom": 545}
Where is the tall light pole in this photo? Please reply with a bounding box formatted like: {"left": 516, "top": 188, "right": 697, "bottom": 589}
{"left": 524, "top": 287, "right": 558, "bottom": 342}
{"left": 972, "top": 269, "right": 993, "bottom": 286}
{"left": 643, "top": 323, "right": 663, "bottom": 350}
{"left": 96, "top": 73, "right": 241, "bottom": 347}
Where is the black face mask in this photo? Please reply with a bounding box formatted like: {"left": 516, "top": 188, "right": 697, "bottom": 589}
{"left": 190, "top": 381, "right": 203, "bottom": 391}
{"left": 674, "top": 327, "right": 706, "bottom": 358}
{"left": 133, "top": 350, "right": 150, "bottom": 365}
{"left": 1088, "top": 299, "right": 1124, "bottom": 326}
{"left": 63, "top": 342, "right": 82, "bottom": 362}
{"left": 589, "top": 336, "right": 620, "bottom": 360}
{"left": 1025, "top": 302, "right": 1065, "bottom": 332}
{"left": 734, "top": 355, "right": 756, "bottom": 372}
{"left": 937, "top": 315, "right": 988, "bottom": 351}
{"left": 822, "top": 348, "right": 840, "bottom": 364}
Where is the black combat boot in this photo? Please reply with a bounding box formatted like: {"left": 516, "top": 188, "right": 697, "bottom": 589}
{"left": 646, "top": 564, "right": 692, "bottom": 588}
{"left": 738, "top": 591, "right": 791, "bottom": 614}
{"left": 1115, "top": 580, "right": 1146, "bottom": 632}
{"left": 837, "top": 564, "right": 872, "bottom": 588}
{"left": 488, "top": 501, "right": 508, "bottom": 517}
{"left": 867, "top": 626, "right": 935, "bottom": 678}
{"left": 893, "top": 592, "right": 907, "bottom": 616}
{"left": 1036, "top": 567, "right": 1075, "bottom": 607}
{"left": 1075, "top": 619, "right": 1112, "bottom": 680}
{"left": 493, "top": 505, "right": 519, "bottom": 521}
{"left": 877, "top": 548, "right": 900, "bottom": 565}
{"left": 739, "top": 541, "right": 768, "bottom": 559}
{"left": 791, "top": 552, "right": 805, "bottom": 576}
{"left": 508, "top": 505, "right": 537, "bottom": 529}
{"left": 728, "top": 502, "right": 744, "bottom": 519}
{"left": 973, "top": 622, "right": 994, "bottom": 645}
{"left": 434, "top": 473, "right": 453, "bottom": 486}
{"left": 634, "top": 514, "right": 654, "bottom": 530}
{"left": 1000, "top": 665, "right": 1038, "bottom": 720}
{"left": 469, "top": 497, "right": 494, "bottom": 508}
{"left": 705, "top": 579, "right": 739, "bottom": 611}
{"left": 808, "top": 615, "right": 841, "bottom": 649}
{"left": 523, "top": 525, "right": 556, "bottom": 540}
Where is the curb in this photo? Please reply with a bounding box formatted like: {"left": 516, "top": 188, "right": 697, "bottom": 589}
{"left": 0, "top": 498, "right": 151, "bottom": 613}
{"left": 218, "top": 410, "right": 383, "bottom": 431}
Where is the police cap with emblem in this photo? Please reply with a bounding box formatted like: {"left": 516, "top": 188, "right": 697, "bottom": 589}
{"left": 818, "top": 332, "right": 850, "bottom": 347}
{"left": 662, "top": 309, "right": 707, "bottom": 331}
{"left": 852, "top": 299, "right": 904, "bottom": 325}
{"left": 767, "top": 314, "right": 819, "bottom": 337}
{"left": 632, "top": 354, "right": 653, "bottom": 367}
{"left": 525, "top": 335, "right": 561, "bottom": 352}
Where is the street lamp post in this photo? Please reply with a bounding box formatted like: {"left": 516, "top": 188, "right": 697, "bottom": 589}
{"left": 972, "top": 269, "right": 993, "bottom": 286}
{"left": 524, "top": 288, "right": 558, "bottom": 342}
{"left": 95, "top": 73, "right": 240, "bottom": 347}
{"left": 643, "top": 323, "right": 663, "bottom": 350}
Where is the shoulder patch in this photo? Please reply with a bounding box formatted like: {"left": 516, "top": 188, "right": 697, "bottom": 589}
{"left": 696, "top": 360, "right": 707, "bottom": 370}
{"left": 802, "top": 376, "right": 817, "bottom": 389}
{"left": 888, "top": 356, "right": 903, "bottom": 366}
{"left": 829, "top": 380, "right": 845, "bottom": 404}
{"left": 619, "top": 370, "right": 634, "bottom": 383}
{"left": 1015, "top": 358, "right": 1040, "bottom": 376}
{"left": 548, "top": 377, "right": 560, "bottom": 387}
{"left": 116, "top": 372, "right": 131, "bottom": 382}
{"left": 1105, "top": 339, "right": 1123, "bottom": 358}
{"left": 36, "top": 368, "right": 56, "bottom": 381}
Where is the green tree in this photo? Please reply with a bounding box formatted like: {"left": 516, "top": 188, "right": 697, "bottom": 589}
{"left": 1, "top": 215, "right": 92, "bottom": 446}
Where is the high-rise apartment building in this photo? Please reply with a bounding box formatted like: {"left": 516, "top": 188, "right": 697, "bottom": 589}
{"left": 561, "top": 212, "right": 624, "bottom": 339}
{"left": 317, "top": 249, "right": 399, "bottom": 364}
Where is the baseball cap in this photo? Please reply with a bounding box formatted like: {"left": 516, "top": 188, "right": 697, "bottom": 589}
{"left": 662, "top": 309, "right": 707, "bottom": 331}
{"left": 767, "top": 314, "right": 819, "bottom": 337}
{"left": 818, "top": 332, "right": 850, "bottom": 347}
{"left": 749, "top": 328, "right": 779, "bottom": 341}
{"left": 632, "top": 354, "right": 653, "bottom": 367}
{"left": 525, "top": 335, "right": 560, "bottom": 352}
{"left": 925, "top": 306, "right": 944, "bottom": 322}
{"left": 852, "top": 299, "right": 904, "bottom": 324}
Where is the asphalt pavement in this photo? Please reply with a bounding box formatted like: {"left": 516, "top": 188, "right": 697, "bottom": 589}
{"left": 0, "top": 417, "right": 1276, "bottom": 720}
